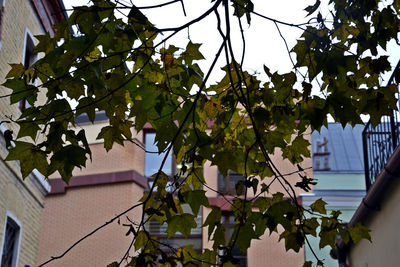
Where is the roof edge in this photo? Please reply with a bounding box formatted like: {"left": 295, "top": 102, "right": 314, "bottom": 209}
{"left": 333, "top": 144, "right": 400, "bottom": 266}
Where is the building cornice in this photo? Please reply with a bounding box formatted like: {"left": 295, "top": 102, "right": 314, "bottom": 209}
{"left": 29, "top": 0, "right": 67, "bottom": 36}
{"left": 48, "top": 169, "right": 148, "bottom": 194}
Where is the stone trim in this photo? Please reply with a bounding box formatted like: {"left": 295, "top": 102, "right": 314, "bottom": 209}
{"left": 208, "top": 195, "right": 302, "bottom": 211}
{"left": 49, "top": 170, "right": 148, "bottom": 194}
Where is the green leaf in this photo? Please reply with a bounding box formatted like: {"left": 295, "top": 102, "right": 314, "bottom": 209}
{"left": 319, "top": 229, "right": 337, "bottom": 249}
{"left": 3, "top": 1, "right": 392, "bottom": 263}
{"left": 235, "top": 223, "right": 256, "bottom": 253}
{"left": 75, "top": 97, "right": 97, "bottom": 123}
{"left": 134, "top": 231, "right": 148, "bottom": 251}
{"left": 6, "top": 64, "right": 25, "bottom": 78}
{"left": 77, "top": 129, "right": 92, "bottom": 160}
{"left": 250, "top": 178, "right": 259, "bottom": 195}
{"left": 181, "top": 42, "right": 205, "bottom": 65}
{"left": 254, "top": 197, "right": 270, "bottom": 213}
{"left": 212, "top": 224, "right": 226, "bottom": 250}
{"left": 303, "top": 218, "right": 319, "bottom": 237}
{"left": 279, "top": 229, "right": 304, "bottom": 252}
{"left": 17, "top": 122, "right": 40, "bottom": 141}
{"left": 128, "top": 4, "right": 149, "bottom": 25}
{"left": 347, "top": 223, "right": 371, "bottom": 244}
{"left": 34, "top": 33, "right": 55, "bottom": 54}
{"left": 184, "top": 190, "right": 209, "bottom": 215}
{"left": 50, "top": 145, "right": 88, "bottom": 182}
{"left": 304, "top": 0, "right": 321, "bottom": 16}
{"left": 6, "top": 141, "right": 48, "bottom": 178}
{"left": 201, "top": 249, "right": 217, "bottom": 267}
{"left": 235, "top": 180, "right": 245, "bottom": 195}
{"left": 3, "top": 79, "right": 37, "bottom": 105}
{"left": 203, "top": 206, "right": 222, "bottom": 239}
{"left": 97, "top": 126, "right": 122, "bottom": 151}
{"left": 310, "top": 198, "right": 327, "bottom": 215}
{"left": 166, "top": 214, "right": 197, "bottom": 238}
{"left": 222, "top": 262, "right": 236, "bottom": 267}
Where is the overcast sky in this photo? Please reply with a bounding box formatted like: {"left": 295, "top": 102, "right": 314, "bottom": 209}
{"left": 62, "top": 0, "right": 400, "bottom": 98}
{"left": 62, "top": 0, "right": 317, "bottom": 81}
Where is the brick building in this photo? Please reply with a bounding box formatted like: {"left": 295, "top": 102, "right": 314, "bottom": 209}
{"left": 0, "top": 1, "right": 66, "bottom": 267}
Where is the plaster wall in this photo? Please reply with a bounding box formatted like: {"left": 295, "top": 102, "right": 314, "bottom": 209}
{"left": 347, "top": 178, "right": 400, "bottom": 267}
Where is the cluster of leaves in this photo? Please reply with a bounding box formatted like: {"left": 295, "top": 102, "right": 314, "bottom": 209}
{"left": 2, "top": 0, "right": 396, "bottom": 266}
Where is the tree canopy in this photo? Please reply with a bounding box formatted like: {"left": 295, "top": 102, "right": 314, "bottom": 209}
{"left": 3, "top": 0, "right": 399, "bottom": 266}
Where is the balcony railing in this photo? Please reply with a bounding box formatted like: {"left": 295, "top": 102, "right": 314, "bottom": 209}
{"left": 362, "top": 60, "right": 400, "bottom": 191}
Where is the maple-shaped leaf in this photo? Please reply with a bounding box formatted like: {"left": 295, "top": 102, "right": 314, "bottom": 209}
{"left": 184, "top": 190, "right": 209, "bottom": 215}
{"left": 347, "top": 223, "right": 371, "bottom": 244}
{"left": 310, "top": 198, "right": 327, "bottom": 215}
{"left": 181, "top": 42, "right": 205, "bottom": 65}
{"left": 166, "top": 214, "right": 197, "bottom": 238}
{"left": 6, "top": 141, "right": 48, "bottom": 178}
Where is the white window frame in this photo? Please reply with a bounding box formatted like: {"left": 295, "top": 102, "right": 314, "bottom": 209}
{"left": 22, "top": 28, "right": 38, "bottom": 67}
{"left": 20, "top": 28, "right": 38, "bottom": 111}
{"left": 0, "top": 211, "right": 22, "bottom": 267}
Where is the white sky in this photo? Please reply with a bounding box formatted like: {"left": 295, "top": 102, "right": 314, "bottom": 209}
{"left": 63, "top": 0, "right": 316, "bottom": 83}
{"left": 62, "top": 0, "right": 400, "bottom": 105}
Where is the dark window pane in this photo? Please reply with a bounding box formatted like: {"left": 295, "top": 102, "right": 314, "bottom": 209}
{"left": 218, "top": 170, "right": 245, "bottom": 195}
{"left": 20, "top": 34, "right": 36, "bottom": 111}
{"left": 232, "top": 246, "right": 247, "bottom": 267}
{"left": 221, "top": 214, "right": 247, "bottom": 267}
{"left": 1, "top": 217, "right": 20, "bottom": 267}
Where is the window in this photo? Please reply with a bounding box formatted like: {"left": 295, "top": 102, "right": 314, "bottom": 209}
{"left": 144, "top": 132, "right": 174, "bottom": 177}
{"left": 313, "top": 137, "right": 330, "bottom": 171}
{"left": 19, "top": 30, "right": 37, "bottom": 111}
{"left": 219, "top": 214, "right": 247, "bottom": 267}
{"left": 147, "top": 205, "right": 203, "bottom": 263}
{"left": 218, "top": 170, "right": 246, "bottom": 195}
{"left": 1, "top": 213, "right": 21, "bottom": 267}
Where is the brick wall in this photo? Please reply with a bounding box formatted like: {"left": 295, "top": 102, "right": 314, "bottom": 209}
{"left": 37, "top": 182, "right": 144, "bottom": 266}
{"left": 0, "top": 0, "right": 56, "bottom": 266}
{"left": 39, "top": 122, "right": 147, "bottom": 266}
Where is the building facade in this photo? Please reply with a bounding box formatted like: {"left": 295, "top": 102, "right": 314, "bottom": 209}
{"left": 333, "top": 63, "right": 400, "bottom": 267}
{"left": 0, "top": 0, "right": 66, "bottom": 266}
{"left": 37, "top": 114, "right": 148, "bottom": 266}
{"left": 301, "top": 123, "right": 366, "bottom": 267}
{"left": 37, "top": 113, "right": 313, "bottom": 267}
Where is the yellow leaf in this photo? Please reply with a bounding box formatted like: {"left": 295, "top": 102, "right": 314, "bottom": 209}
{"left": 24, "top": 68, "right": 35, "bottom": 82}
{"left": 164, "top": 54, "right": 174, "bottom": 69}
{"left": 85, "top": 47, "right": 102, "bottom": 62}
{"left": 125, "top": 91, "right": 133, "bottom": 106}
{"left": 204, "top": 98, "right": 222, "bottom": 118}
{"left": 6, "top": 64, "right": 25, "bottom": 78}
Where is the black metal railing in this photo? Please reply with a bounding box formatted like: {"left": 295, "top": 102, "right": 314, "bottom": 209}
{"left": 362, "top": 60, "right": 400, "bottom": 191}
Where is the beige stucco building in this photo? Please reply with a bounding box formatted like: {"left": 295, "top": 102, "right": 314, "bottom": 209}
{"left": 0, "top": 0, "right": 65, "bottom": 266}
{"left": 37, "top": 113, "right": 312, "bottom": 267}
{"left": 333, "top": 145, "right": 400, "bottom": 267}
{"left": 37, "top": 115, "right": 148, "bottom": 266}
